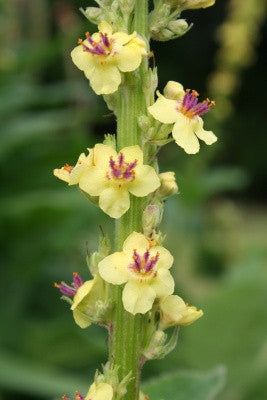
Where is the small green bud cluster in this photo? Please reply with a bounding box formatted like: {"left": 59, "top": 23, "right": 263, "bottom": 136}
{"left": 80, "top": 0, "right": 137, "bottom": 31}
{"left": 149, "top": 0, "right": 215, "bottom": 41}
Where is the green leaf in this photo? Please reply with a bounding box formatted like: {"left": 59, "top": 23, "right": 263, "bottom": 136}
{"left": 142, "top": 366, "right": 226, "bottom": 400}
{"left": 0, "top": 351, "right": 89, "bottom": 397}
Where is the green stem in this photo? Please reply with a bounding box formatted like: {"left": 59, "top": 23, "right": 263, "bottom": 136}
{"left": 109, "top": 2, "right": 149, "bottom": 400}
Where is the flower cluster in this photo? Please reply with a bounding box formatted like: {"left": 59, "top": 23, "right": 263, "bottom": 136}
{"left": 55, "top": 1, "right": 217, "bottom": 397}
{"left": 71, "top": 21, "right": 147, "bottom": 95}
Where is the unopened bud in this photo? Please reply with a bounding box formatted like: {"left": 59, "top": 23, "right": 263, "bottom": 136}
{"left": 103, "top": 134, "right": 116, "bottom": 149}
{"left": 158, "top": 172, "right": 178, "bottom": 199}
{"left": 142, "top": 204, "right": 163, "bottom": 236}
{"left": 143, "top": 330, "right": 167, "bottom": 360}
{"left": 164, "top": 81, "right": 184, "bottom": 100}
{"left": 168, "top": 19, "right": 189, "bottom": 36}
{"left": 80, "top": 7, "right": 104, "bottom": 24}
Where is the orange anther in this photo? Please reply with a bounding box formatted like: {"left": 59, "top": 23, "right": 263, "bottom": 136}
{"left": 54, "top": 282, "right": 60, "bottom": 288}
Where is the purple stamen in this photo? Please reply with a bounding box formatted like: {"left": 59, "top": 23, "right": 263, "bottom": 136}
{"left": 79, "top": 30, "right": 112, "bottom": 57}
{"left": 73, "top": 273, "right": 83, "bottom": 289}
{"left": 129, "top": 250, "right": 159, "bottom": 275}
{"left": 145, "top": 253, "right": 159, "bottom": 272}
{"left": 118, "top": 152, "right": 124, "bottom": 167}
{"left": 108, "top": 153, "right": 137, "bottom": 182}
{"left": 56, "top": 282, "right": 77, "bottom": 297}
{"left": 179, "top": 89, "right": 215, "bottom": 118}
{"left": 55, "top": 273, "right": 84, "bottom": 297}
{"left": 100, "top": 32, "right": 110, "bottom": 48}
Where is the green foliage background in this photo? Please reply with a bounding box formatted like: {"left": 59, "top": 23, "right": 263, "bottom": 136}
{"left": 0, "top": 1, "right": 266, "bottom": 399}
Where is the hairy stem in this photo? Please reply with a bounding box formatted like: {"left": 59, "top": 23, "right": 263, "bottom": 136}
{"left": 109, "top": 2, "right": 149, "bottom": 400}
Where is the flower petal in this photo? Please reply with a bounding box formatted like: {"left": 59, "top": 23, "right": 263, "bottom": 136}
{"left": 53, "top": 168, "right": 70, "bottom": 183}
{"left": 113, "top": 31, "right": 135, "bottom": 45}
{"left": 98, "top": 21, "right": 113, "bottom": 36}
{"left": 129, "top": 165, "right": 160, "bottom": 197}
{"left": 79, "top": 166, "right": 107, "bottom": 196}
{"left": 151, "top": 268, "right": 174, "bottom": 297}
{"left": 72, "top": 308, "right": 92, "bottom": 329}
{"left": 94, "top": 144, "right": 117, "bottom": 166}
{"left": 69, "top": 150, "right": 94, "bottom": 185}
{"left": 71, "top": 280, "right": 95, "bottom": 310}
{"left": 120, "top": 145, "right": 143, "bottom": 164}
{"left": 172, "top": 114, "right": 200, "bottom": 154}
{"left": 85, "top": 64, "right": 121, "bottom": 95}
{"left": 150, "top": 246, "right": 174, "bottom": 270}
{"left": 195, "top": 118, "right": 217, "bottom": 145}
{"left": 99, "top": 187, "right": 130, "bottom": 218}
{"left": 123, "top": 232, "right": 150, "bottom": 255}
{"left": 87, "top": 382, "right": 113, "bottom": 400}
{"left": 116, "top": 43, "right": 142, "bottom": 72}
{"left": 98, "top": 252, "right": 129, "bottom": 285}
{"left": 71, "top": 44, "right": 94, "bottom": 73}
{"left": 161, "top": 295, "right": 187, "bottom": 316}
{"left": 122, "top": 281, "right": 156, "bottom": 315}
{"left": 148, "top": 94, "right": 178, "bottom": 124}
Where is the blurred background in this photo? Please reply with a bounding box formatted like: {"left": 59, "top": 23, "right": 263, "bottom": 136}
{"left": 0, "top": 0, "right": 267, "bottom": 399}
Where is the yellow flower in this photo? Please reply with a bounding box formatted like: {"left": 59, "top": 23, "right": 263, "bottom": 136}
{"left": 85, "top": 382, "right": 113, "bottom": 400}
{"left": 159, "top": 295, "right": 203, "bottom": 329}
{"left": 79, "top": 144, "right": 160, "bottom": 219}
{"left": 53, "top": 149, "right": 94, "bottom": 185}
{"left": 148, "top": 82, "right": 217, "bottom": 154}
{"left": 71, "top": 21, "right": 147, "bottom": 95}
{"left": 99, "top": 232, "right": 174, "bottom": 315}
{"left": 55, "top": 273, "right": 107, "bottom": 329}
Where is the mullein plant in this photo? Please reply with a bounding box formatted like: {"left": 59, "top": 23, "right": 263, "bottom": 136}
{"left": 54, "top": 1, "right": 217, "bottom": 399}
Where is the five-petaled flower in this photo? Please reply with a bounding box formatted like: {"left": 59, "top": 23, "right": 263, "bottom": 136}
{"left": 148, "top": 81, "right": 217, "bottom": 154}
{"left": 159, "top": 295, "right": 203, "bottom": 329}
{"left": 78, "top": 144, "right": 160, "bottom": 219}
{"left": 71, "top": 21, "right": 147, "bottom": 95}
{"left": 99, "top": 232, "right": 174, "bottom": 315}
{"left": 55, "top": 273, "right": 100, "bottom": 328}
{"left": 54, "top": 149, "right": 94, "bottom": 185}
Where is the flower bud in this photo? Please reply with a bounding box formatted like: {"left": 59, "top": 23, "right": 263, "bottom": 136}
{"left": 164, "top": 81, "right": 184, "bottom": 100}
{"left": 88, "top": 233, "right": 111, "bottom": 275}
{"left": 158, "top": 172, "right": 178, "bottom": 199}
{"left": 142, "top": 204, "right": 163, "bottom": 236}
{"left": 159, "top": 295, "right": 203, "bottom": 330}
{"left": 80, "top": 7, "right": 104, "bottom": 25}
{"left": 103, "top": 134, "right": 116, "bottom": 149}
{"left": 168, "top": 19, "right": 189, "bottom": 36}
{"left": 143, "top": 330, "right": 167, "bottom": 360}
